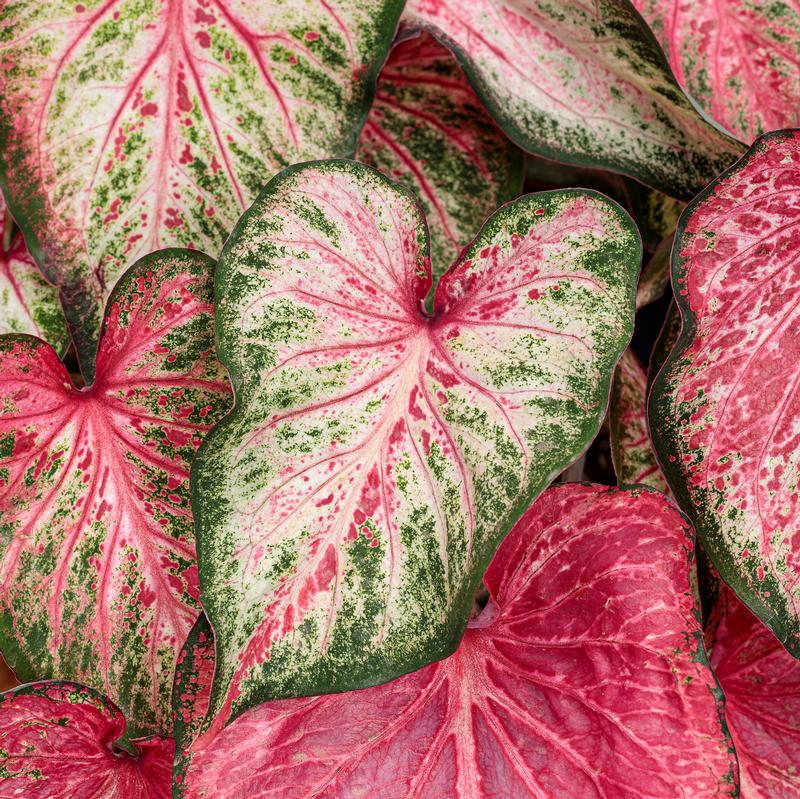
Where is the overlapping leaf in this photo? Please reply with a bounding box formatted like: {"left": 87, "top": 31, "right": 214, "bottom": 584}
{"left": 0, "top": 0, "right": 404, "bottom": 379}
{"left": 0, "top": 250, "right": 231, "bottom": 735}
{"left": 0, "top": 681, "right": 172, "bottom": 797}
{"left": 401, "top": 0, "right": 744, "bottom": 200}
{"left": 0, "top": 195, "right": 69, "bottom": 353}
{"left": 633, "top": 0, "right": 800, "bottom": 142}
{"left": 650, "top": 130, "right": 800, "bottom": 657}
{"left": 194, "top": 160, "right": 639, "bottom": 733}
{"left": 709, "top": 587, "right": 800, "bottom": 798}
{"left": 357, "top": 32, "right": 523, "bottom": 284}
{"left": 175, "top": 485, "right": 736, "bottom": 798}
{"left": 610, "top": 348, "right": 669, "bottom": 491}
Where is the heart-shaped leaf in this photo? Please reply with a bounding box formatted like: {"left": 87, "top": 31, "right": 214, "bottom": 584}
{"left": 175, "top": 485, "right": 736, "bottom": 798}
{"left": 357, "top": 32, "right": 523, "bottom": 285}
{"left": 0, "top": 249, "right": 231, "bottom": 735}
{"left": 0, "top": 195, "right": 68, "bottom": 354}
{"left": 709, "top": 587, "right": 800, "bottom": 799}
{"left": 194, "top": 160, "right": 640, "bottom": 734}
{"left": 610, "top": 348, "right": 669, "bottom": 491}
{"left": 0, "top": 0, "right": 404, "bottom": 381}
{"left": 650, "top": 129, "right": 800, "bottom": 657}
{"left": 0, "top": 680, "right": 172, "bottom": 798}
{"left": 632, "top": 0, "right": 800, "bottom": 142}
{"left": 401, "top": 0, "right": 745, "bottom": 201}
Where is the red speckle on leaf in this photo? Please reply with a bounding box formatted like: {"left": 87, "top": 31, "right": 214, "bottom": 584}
{"left": 164, "top": 208, "right": 183, "bottom": 230}
{"left": 138, "top": 586, "right": 157, "bottom": 608}
{"left": 196, "top": 31, "right": 211, "bottom": 48}
{"left": 427, "top": 361, "right": 458, "bottom": 389}
{"left": 177, "top": 77, "right": 192, "bottom": 112}
{"left": 195, "top": 8, "right": 216, "bottom": 24}
{"left": 13, "top": 430, "right": 37, "bottom": 455}
{"left": 179, "top": 144, "right": 193, "bottom": 164}
{"left": 407, "top": 386, "right": 425, "bottom": 420}
{"left": 305, "top": 31, "right": 319, "bottom": 41}
{"left": 103, "top": 198, "right": 121, "bottom": 226}
{"left": 388, "top": 418, "right": 405, "bottom": 445}
{"left": 140, "top": 102, "right": 158, "bottom": 117}
{"left": 421, "top": 429, "right": 431, "bottom": 455}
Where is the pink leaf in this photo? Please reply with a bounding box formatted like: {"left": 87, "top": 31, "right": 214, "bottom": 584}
{"left": 174, "top": 485, "right": 736, "bottom": 798}
{"left": 632, "top": 0, "right": 800, "bottom": 142}
{"left": 0, "top": 249, "right": 231, "bottom": 735}
{"left": 710, "top": 588, "right": 800, "bottom": 799}
{"left": 650, "top": 130, "right": 800, "bottom": 657}
{"left": 0, "top": 680, "right": 172, "bottom": 798}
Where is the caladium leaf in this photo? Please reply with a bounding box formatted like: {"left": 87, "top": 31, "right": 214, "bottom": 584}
{"left": 0, "top": 195, "right": 69, "bottom": 354}
{"left": 0, "top": 0, "right": 404, "bottom": 381}
{"left": 650, "top": 129, "right": 800, "bottom": 657}
{"left": 401, "top": 0, "right": 745, "bottom": 201}
{"left": 194, "top": 160, "right": 640, "bottom": 733}
{"left": 0, "top": 680, "right": 172, "bottom": 797}
{"left": 709, "top": 588, "right": 800, "bottom": 798}
{"left": 610, "top": 348, "right": 669, "bottom": 491}
{"left": 632, "top": 0, "right": 800, "bottom": 142}
{"left": 175, "top": 485, "right": 736, "bottom": 798}
{"left": 0, "top": 249, "right": 231, "bottom": 736}
{"left": 357, "top": 32, "right": 523, "bottom": 285}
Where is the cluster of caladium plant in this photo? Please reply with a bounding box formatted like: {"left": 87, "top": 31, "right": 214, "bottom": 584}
{"left": 0, "top": 1, "right": 798, "bottom": 797}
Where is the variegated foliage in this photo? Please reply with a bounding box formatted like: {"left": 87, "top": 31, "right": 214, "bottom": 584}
{"left": 610, "top": 348, "right": 669, "bottom": 491}
{"left": 401, "top": 0, "right": 744, "bottom": 200}
{"left": 0, "top": 250, "right": 231, "bottom": 735}
{"left": 0, "top": 681, "right": 172, "bottom": 797}
{"left": 174, "top": 486, "right": 736, "bottom": 798}
{"left": 651, "top": 130, "right": 800, "bottom": 658}
{"left": 633, "top": 0, "right": 800, "bottom": 142}
{"left": 0, "top": 0, "right": 404, "bottom": 379}
{"left": 193, "top": 160, "right": 640, "bottom": 734}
